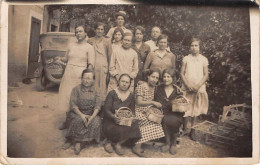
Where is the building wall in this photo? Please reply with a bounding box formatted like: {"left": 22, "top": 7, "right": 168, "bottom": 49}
{"left": 8, "top": 5, "right": 46, "bottom": 85}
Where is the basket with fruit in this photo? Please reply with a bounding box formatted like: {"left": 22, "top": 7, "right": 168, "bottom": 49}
{"left": 146, "top": 106, "right": 164, "bottom": 124}
{"left": 115, "top": 107, "right": 134, "bottom": 127}
{"left": 171, "top": 95, "right": 190, "bottom": 113}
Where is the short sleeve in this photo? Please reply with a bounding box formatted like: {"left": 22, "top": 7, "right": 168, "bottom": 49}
{"left": 182, "top": 56, "right": 188, "bottom": 64}
{"left": 202, "top": 56, "right": 209, "bottom": 66}
{"left": 135, "top": 83, "right": 144, "bottom": 97}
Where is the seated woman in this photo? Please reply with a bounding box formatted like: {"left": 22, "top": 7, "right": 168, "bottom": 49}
{"left": 63, "top": 69, "right": 102, "bottom": 155}
{"left": 154, "top": 68, "right": 184, "bottom": 155}
{"left": 133, "top": 68, "right": 165, "bottom": 157}
{"left": 103, "top": 74, "right": 141, "bottom": 156}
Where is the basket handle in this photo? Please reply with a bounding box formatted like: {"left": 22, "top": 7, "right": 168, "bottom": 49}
{"left": 116, "top": 107, "right": 132, "bottom": 113}
{"left": 173, "top": 95, "right": 190, "bottom": 103}
{"left": 172, "top": 84, "right": 183, "bottom": 93}
{"left": 147, "top": 105, "right": 163, "bottom": 113}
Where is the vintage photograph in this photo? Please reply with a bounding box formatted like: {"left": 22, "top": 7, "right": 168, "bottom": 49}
{"left": 6, "top": 4, "right": 254, "bottom": 160}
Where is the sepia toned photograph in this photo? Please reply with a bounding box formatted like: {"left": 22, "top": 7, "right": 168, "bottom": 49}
{"left": 2, "top": 2, "right": 259, "bottom": 164}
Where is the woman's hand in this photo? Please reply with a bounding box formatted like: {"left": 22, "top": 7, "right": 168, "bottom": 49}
{"left": 79, "top": 113, "right": 91, "bottom": 127}
{"left": 86, "top": 116, "right": 94, "bottom": 127}
{"left": 152, "top": 101, "right": 162, "bottom": 108}
{"left": 113, "top": 115, "right": 121, "bottom": 124}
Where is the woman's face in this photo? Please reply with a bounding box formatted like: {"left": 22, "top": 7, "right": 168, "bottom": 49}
{"left": 147, "top": 72, "right": 160, "bottom": 87}
{"left": 116, "top": 16, "right": 125, "bottom": 27}
{"left": 118, "top": 75, "right": 131, "bottom": 91}
{"left": 95, "top": 25, "right": 104, "bottom": 38}
{"left": 82, "top": 72, "right": 94, "bottom": 87}
{"left": 190, "top": 41, "right": 200, "bottom": 55}
{"left": 122, "top": 35, "right": 132, "bottom": 49}
{"left": 114, "top": 31, "right": 123, "bottom": 42}
{"left": 158, "top": 38, "right": 168, "bottom": 50}
{"left": 135, "top": 29, "right": 143, "bottom": 42}
{"left": 75, "top": 26, "right": 87, "bottom": 41}
{"left": 163, "top": 72, "right": 173, "bottom": 86}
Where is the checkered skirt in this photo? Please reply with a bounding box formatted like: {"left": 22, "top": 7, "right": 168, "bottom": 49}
{"left": 135, "top": 83, "right": 165, "bottom": 144}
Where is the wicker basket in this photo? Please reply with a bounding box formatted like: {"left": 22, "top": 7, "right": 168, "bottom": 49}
{"left": 115, "top": 107, "right": 134, "bottom": 127}
{"left": 171, "top": 95, "right": 190, "bottom": 113}
{"left": 146, "top": 106, "right": 164, "bottom": 124}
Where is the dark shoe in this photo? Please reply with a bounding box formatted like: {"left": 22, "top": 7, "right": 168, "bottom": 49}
{"left": 132, "top": 146, "right": 145, "bottom": 157}
{"left": 161, "top": 144, "right": 170, "bottom": 153}
{"left": 62, "top": 142, "right": 72, "bottom": 150}
{"left": 74, "top": 143, "right": 81, "bottom": 155}
{"left": 104, "top": 143, "right": 114, "bottom": 153}
{"left": 113, "top": 143, "right": 125, "bottom": 155}
{"left": 59, "top": 122, "right": 67, "bottom": 130}
{"left": 169, "top": 145, "right": 177, "bottom": 155}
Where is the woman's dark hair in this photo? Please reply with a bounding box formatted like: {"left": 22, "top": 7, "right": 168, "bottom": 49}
{"left": 133, "top": 26, "right": 145, "bottom": 42}
{"left": 118, "top": 73, "right": 132, "bottom": 90}
{"left": 143, "top": 68, "right": 161, "bottom": 83}
{"left": 156, "top": 34, "right": 168, "bottom": 47}
{"left": 94, "top": 22, "right": 106, "bottom": 32}
{"left": 162, "top": 68, "right": 177, "bottom": 84}
{"left": 81, "top": 69, "right": 95, "bottom": 80}
{"left": 111, "top": 27, "right": 124, "bottom": 43}
{"left": 75, "top": 24, "right": 87, "bottom": 36}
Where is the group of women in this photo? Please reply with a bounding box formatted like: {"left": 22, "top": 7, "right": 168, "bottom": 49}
{"left": 57, "top": 11, "right": 209, "bottom": 157}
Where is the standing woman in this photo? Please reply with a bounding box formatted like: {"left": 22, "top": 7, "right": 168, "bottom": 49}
{"left": 133, "top": 68, "right": 165, "bottom": 157}
{"left": 111, "top": 27, "right": 124, "bottom": 49}
{"left": 58, "top": 24, "right": 95, "bottom": 129}
{"left": 143, "top": 34, "right": 176, "bottom": 75}
{"left": 88, "top": 22, "right": 112, "bottom": 102}
{"left": 132, "top": 26, "right": 151, "bottom": 85}
{"left": 106, "top": 11, "right": 131, "bottom": 38}
{"left": 154, "top": 68, "right": 184, "bottom": 155}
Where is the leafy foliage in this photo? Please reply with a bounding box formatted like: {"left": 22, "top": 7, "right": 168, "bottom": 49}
{"left": 50, "top": 5, "right": 251, "bottom": 117}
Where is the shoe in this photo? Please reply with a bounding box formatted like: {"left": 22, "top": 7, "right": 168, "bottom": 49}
{"left": 161, "top": 145, "right": 170, "bottom": 153}
{"left": 104, "top": 143, "right": 114, "bottom": 153}
{"left": 113, "top": 143, "right": 125, "bottom": 155}
{"left": 62, "top": 142, "right": 72, "bottom": 150}
{"left": 169, "top": 145, "right": 177, "bottom": 155}
{"left": 132, "top": 146, "right": 145, "bottom": 157}
{"left": 59, "top": 122, "right": 67, "bottom": 130}
{"left": 74, "top": 143, "right": 81, "bottom": 155}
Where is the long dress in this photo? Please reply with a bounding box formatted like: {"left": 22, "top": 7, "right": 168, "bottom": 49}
{"left": 58, "top": 40, "right": 95, "bottom": 113}
{"left": 66, "top": 84, "right": 102, "bottom": 142}
{"left": 181, "top": 54, "right": 209, "bottom": 117}
{"left": 135, "top": 82, "right": 165, "bottom": 144}
{"left": 154, "top": 84, "right": 184, "bottom": 133}
{"left": 88, "top": 37, "right": 112, "bottom": 102}
{"left": 103, "top": 89, "right": 141, "bottom": 143}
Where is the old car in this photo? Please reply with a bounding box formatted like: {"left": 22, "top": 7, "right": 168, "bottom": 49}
{"left": 35, "top": 32, "right": 75, "bottom": 91}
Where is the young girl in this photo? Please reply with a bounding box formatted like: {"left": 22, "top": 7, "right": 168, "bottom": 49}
{"left": 111, "top": 27, "right": 124, "bottom": 49}
{"left": 180, "top": 38, "right": 209, "bottom": 135}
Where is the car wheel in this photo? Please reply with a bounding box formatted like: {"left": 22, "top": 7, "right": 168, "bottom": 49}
{"left": 36, "top": 71, "right": 47, "bottom": 91}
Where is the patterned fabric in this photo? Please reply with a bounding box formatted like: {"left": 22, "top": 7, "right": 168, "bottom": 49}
{"left": 143, "top": 50, "right": 176, "bottom": 75}
{"left": 66, "top": 84, "right": 102, "bottom": 142}
{"left": 182, "top": 54, "right": 209, "bottom": 117}
{"left": 135, "top": 82, "right": 165, "bottom": 144}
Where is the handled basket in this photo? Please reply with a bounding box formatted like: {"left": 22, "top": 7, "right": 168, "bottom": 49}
{"left": 115, "top": 107, "right": 134, "bottom": 127}
{"left": 171, "top": 95, "right": 190, "bottom": 113}
{"left": 146, "top": 105, "right": 164, "bottom": 124}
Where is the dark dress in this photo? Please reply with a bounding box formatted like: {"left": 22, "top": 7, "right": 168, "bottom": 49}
{"left": 103, "top": 90, "right": 141, "bottom": 143}
{"left": 66, "top": 84, "right": 102, "bottom": 142}
{"left": 154, "top": 84, "right": 184, "bottom": 133}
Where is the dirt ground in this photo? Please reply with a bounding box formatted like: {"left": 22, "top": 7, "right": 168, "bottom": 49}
{"left": 7, "top": 80, "right": 235, "bottom": 158}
